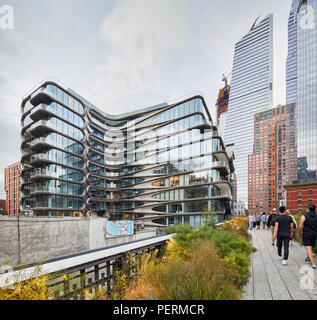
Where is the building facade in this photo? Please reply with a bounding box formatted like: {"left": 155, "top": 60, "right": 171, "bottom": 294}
{"left": 233, "top": 201, "right": 245, "bottom": 216}
{"left": 0, "top": 200, "right": 6, "bottom": 213}
{"left": 286, "top": 0, "right": 317, "bottom": 184}
{"left": 224, "top": 14, "right": 273, "bottom": 205}
{"left": 286, "top": 0, "right": 298, "bottom": 105}
{"left": 216, "top": 80, "right": 230, "bottom": 139}
{"left": 285, "top": 182, "right": 317, "bottom": 214}
{"left": 4, "top": 162, "right": 21, "bottom": 216}
{"left": 20, "top": 79, "right": 234, "bottom": 227}
{"left": 216, "top": 84, "right": 230, "bottom": 126}
{"left": 248, "top": 104, "right": 297, "bottom": 214}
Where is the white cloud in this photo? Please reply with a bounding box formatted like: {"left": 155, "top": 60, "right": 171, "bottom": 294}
{"left": 93, "top": 0, "right": 193, "bottom": 111}
{"left": 0, "top": 0, "right": 292, "bottom": 198}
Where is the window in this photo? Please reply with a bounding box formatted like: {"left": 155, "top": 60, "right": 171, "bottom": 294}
{"left": 298, "top": 191, "right": 302, "bottom": 197}
{"left": 298, "top": 200, "right": 302, "bottom": 206}
{"left": 309, "top": 190, "right": 313, "bottom": 196}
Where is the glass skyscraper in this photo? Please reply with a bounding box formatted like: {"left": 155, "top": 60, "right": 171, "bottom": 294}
{"left": 224, "top": 14, "right": 273, "bottom": 205}
{"left": 287, "top": 0, "right": 317, "bottom": 183}
{"left": 286, "top": 1, "right": 298, "bottom": 105}
{"left": 20, "top": 79, "right": 234, "bottom": 227}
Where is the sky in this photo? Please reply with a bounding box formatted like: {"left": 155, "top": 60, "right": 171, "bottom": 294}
{"left": 0, "top": 0, "right": 292, "bottom": 198}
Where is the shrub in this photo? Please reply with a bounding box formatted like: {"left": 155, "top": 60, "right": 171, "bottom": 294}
{"left": 126, "top": 241, "right": 240, "bottom": 300}
{"left": 124, "top": 219, "right": 254, "bottom": 300}
{"left": 219, "top": 217, "right": 250, "bottom": 241}
{"left": 0, "top": 266, "right": 50, "bottom": 300}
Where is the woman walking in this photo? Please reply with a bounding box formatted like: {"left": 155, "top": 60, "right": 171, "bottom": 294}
{"left": 249, "top": 214, "right": 254, "bottom": 230}
{"left": 298, "top": 205, "right": 317, "bottom": 269}
{"left": 261, "top": 212, "right": 267, "bottom": 230}
{"left": 255, "top": 214, "right": 261, "bottom": 230}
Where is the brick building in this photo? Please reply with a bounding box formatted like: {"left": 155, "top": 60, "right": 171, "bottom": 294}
{"left": 4, "top": 162, "right": 21, "bottom": 216}
{"left": 284, "top": 183, "right": 317, "bottom": 215}
{"left": 0, "top": 199, "right": 6, "bottom": 213}
{"left": 248, "top": 103, "right": 297, "bottom": 214}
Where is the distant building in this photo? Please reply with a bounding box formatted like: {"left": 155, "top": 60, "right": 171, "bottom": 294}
{"left": 286, "top": 0, "right": 298, "bottom": 105}
{"left": 0, "top": 200, "right": 6, "bottom": 213}
{"left": 286, "top": 0, "right": 317, "bottom": 184}
{"left": 224, "top": 14, "right": 273, "bottom": 205}
{"left": 216, "top": 85, "right": 230, "bottom": 125}
{"left": 284, "top": 183, "right": 317, "bottom": 215}
{"left": 4, "top": 162, "right": 21, "bottom": 216}
{"left": 216, "top": 76, "right": 230, "bottom": 138}
{"left": 234, "top": 201, "right": 245, "bottom": 216}
{"left": 248, "top": 104, "right": 297, "bottom": 214}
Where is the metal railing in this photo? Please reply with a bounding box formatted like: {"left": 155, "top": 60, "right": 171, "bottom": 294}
{"left": 0, "top": 234, "right": 173, "bottom": 300}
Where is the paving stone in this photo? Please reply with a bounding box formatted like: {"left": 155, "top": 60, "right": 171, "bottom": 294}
{"left": 243, "top": 229, "right": 317, "bottom": 300}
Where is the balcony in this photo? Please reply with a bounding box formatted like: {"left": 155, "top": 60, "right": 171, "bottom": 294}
{"left": 29, "top": 104, "right": 50, "bottom": 121}
{"left": 29, "top": 137, "right": 52, "bottom": 152}
{"left": 29, "top": 120, "right": 51, "bottom": 135}
{"left": 30, "top": 154, "right": 50, "bottom": 164}
{"left": 30, "top": 169, "right": 60, "bottom": 179}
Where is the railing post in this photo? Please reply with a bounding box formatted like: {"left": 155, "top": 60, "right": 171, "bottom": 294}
{"left": 106, "top": 260, "right": 111, "bottom": 296}
{"left": 80, "top": 269, "right": 85, "bottom": 300}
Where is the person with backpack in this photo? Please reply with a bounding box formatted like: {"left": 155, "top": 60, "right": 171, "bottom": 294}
{"left": 298, "top": 205, "right": 317, "bottom": 269}
{"left": 261, "top": 212, "right": 267, "bottom": 230}
{"left": 267, "top": 208, "right": 279, "bottom": 245}
{"left": 273, "top": 206, "right": 294, "bottom": 266}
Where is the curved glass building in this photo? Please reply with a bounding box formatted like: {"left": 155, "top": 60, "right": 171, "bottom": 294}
{"left": 20, "top": 79, "right": 234, "bottom": 227}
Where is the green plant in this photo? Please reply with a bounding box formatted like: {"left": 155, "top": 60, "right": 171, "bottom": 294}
{"left": 128, "top": 219, "right": 254, "bottom": 300}
{"left": 126, "top": 241, "right": 241, "bottom": 300}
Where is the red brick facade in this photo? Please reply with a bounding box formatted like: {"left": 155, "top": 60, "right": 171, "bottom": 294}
{"left": 4, "top": 162, "right": 21, "bottom": 216}
{"left": 0, "top": 199, "right": 6, "bottom": 212}
{"left": 248, "top": 104, "right": 297, "bottom": 214}
{"left": 285, "top": 183, "right": 317, "bottom": 214}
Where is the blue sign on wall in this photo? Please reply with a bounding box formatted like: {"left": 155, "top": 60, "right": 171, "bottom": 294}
{"left": 106, "top": 220, "right": 134, "bottom": 238}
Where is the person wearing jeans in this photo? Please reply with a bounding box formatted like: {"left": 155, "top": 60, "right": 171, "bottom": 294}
{"left": 273, "top": 206, "right": 294, "bottom": 266}
{"left": 268, "top": 208, "right": 278, "bottom": 245}
{"left": 249, "top": 214, "right": 254, "bottom": 230}
{"left": 261, "top": 212, "right": 267, "bottom": 230}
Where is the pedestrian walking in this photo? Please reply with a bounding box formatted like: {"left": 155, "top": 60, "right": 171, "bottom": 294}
{"left": 252, "top": 214, "right": 256, "bottom": 229}
{"left": 267, "top": 208, "right": 279, "bottom": 245}
{"left": 261, "top": 212, "right": 267, "bottom": 230}
{"left": 286, "top": 209, "right": 297, "bottom": 246}
{"left": 273, "top": 206, "right": 294, "bottom": 266}
{"left": 249, "top": 214, "right": 254, "bottom": 230}
{"left": 255, "top": 214, "right": 260, "bottom": 230}
{"left": 298, "top": 205, "right": 317, "bottom": 269}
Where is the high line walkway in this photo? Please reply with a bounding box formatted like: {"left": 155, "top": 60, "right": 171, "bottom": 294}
{"left": 243, "top": 229, "right": 317, "bottom": 300}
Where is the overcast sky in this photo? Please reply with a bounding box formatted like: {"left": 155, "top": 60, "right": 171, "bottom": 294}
{"left": 0, "top": 0, "right": 292, "bottom": 198}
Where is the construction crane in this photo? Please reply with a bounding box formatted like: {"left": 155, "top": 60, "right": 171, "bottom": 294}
{"left": 222, "top": 70, "right": 232, "bottom": 89}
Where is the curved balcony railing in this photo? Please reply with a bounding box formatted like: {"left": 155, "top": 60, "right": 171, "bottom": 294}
{"left": 29, "top": 186, "right": 83, "bottom": 196}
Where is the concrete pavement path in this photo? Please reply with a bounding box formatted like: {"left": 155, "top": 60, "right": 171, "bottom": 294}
{"left": 243, "top": 229, "right": 317, "bottom": 300}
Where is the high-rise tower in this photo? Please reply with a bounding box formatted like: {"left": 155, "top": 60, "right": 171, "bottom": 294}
{"left": 224, "top": 14, "right": 273, "bottom": 205}
{"left": 291, "top": 0, "right": 317, "bottom": 184}
{"left": 286, "top": 1, "right": 298, "bottom": 105}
